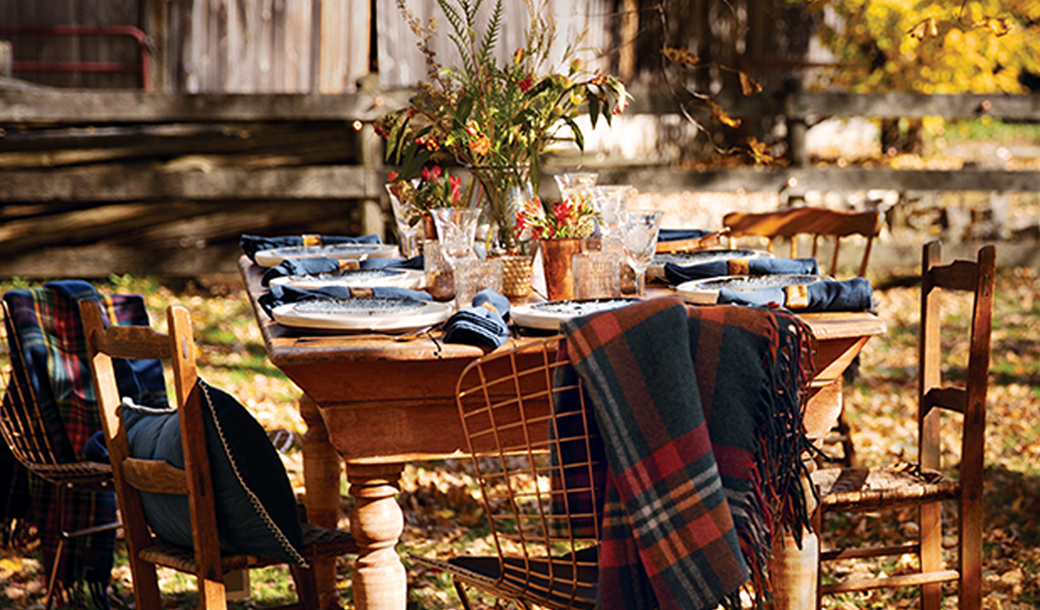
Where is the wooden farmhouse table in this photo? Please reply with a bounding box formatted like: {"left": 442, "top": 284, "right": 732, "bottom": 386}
{"left": 238, "top": 255, "right": 886, "bottom": 610}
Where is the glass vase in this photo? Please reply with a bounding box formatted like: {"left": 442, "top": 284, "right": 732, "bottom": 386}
{"left": 469, "top": 165, "right": 533, "bottom": 255}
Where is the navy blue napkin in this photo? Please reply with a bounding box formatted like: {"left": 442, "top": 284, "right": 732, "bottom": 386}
{"left": 665, "top": 257, "right": 820, "bottom": 285}
{"left": 718, "top": 277, "right": 874, "bottom": 312}
{"left": 658, "top": 228, "right": 712, "bottom": 242}
{"left": 258, "top": 284, "right": 432, "bottom": 317}
{"left": 360, "top": 256, "right": 424, "bottom": 271}
{"left": 240, "top": 233, "right": 382, "bottom": 262}
{"left": 261, "top": 255, "right": 424, "bottom": 286}
{"left": 442, "top": 289, "right": 511, "bottom": 350}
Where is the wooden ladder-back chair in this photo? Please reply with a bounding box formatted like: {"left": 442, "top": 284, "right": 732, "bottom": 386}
{"left": 722, "top": 207, "right": 882, "bottom": 278}
{"left": 724, "top": 206, "right": 883, "bottom": 466}
{"left": 80, "top": 300, "right": 358, "bottom": 610}
{"left": 0, "top": 298, "right": 121, "bottom": 610}
{"left": 811, "top": 241, "right": 995, "bottom": 610}
{"left": 410, "top": 336, "right": 603, "bottom": 610}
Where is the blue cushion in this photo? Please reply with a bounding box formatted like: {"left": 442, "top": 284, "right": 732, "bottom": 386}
{"left": 122, "top": 380, "right": 307, "bottom": 566}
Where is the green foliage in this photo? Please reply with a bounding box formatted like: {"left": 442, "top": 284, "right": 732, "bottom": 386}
{"left": 809, "top": 0, "right": 1040, "bottom": 93}
{"left": 376, "top": 0, "right": 629, "bottom": 183}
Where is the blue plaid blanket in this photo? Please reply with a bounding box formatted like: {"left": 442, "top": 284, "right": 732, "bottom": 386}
{"left": 2, "top": 281, "right": 165, "bottom": 609}
{"left": 561, "top": 297, "right": 814, "bottom": 609}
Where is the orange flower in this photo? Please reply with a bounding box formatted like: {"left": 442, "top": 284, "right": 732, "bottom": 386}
{"left": 469, "top": 134, "right": 491, "bottom": 156}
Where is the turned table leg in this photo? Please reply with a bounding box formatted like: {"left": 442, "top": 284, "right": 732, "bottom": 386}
{"left": 348, "top": 462, "right": 407, "bottom": 610}
{"left": 298, "top": 394, "right": 344, "bottom": 609}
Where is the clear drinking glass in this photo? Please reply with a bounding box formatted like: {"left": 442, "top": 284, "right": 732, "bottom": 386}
{"left": 590, "top": 184, "right": 634, "bottom": 255}
{"left": 431, "top": 208, "right": 482, "bottom": 269}
{"left": 621, "top": 210, "right": 665, "bottom": 297}
{"left": 554, "top": 172, "right": 598, "bottom": 206}
{"left": 386, "top": 184, "right": 423, "bottom": 259}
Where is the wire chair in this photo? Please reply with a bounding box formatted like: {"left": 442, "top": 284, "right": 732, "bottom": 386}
{"left": 410, "top": 336, "right": 604, "bottom": 610}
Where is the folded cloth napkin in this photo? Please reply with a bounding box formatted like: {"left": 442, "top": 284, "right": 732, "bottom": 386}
{"left": 360, "top": 255, "right": 424, "bottom": 270}
{"left": 240, "top": 233, "right": 382, "bottom": 262}
{"left": 718, "top": 276, "right": 874, "bottom": 312}
{"left": 258, "top": 284, "right": 431, "bottom": 317}
{"left": 664, "top": 257, "right": 820, "bottom": 285}
{"left": 442, "top": 289, "right": 511, "bottom": 350}
{"left": 657, "top": 228, "right": 712, "bottom": 242}
{"left": 261, "top": 255, "right": 424, "bottom": 286}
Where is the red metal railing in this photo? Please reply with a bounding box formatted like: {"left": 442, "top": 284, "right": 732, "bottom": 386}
{"left": 0, "top": 25, "right": 152, "bottom": 90}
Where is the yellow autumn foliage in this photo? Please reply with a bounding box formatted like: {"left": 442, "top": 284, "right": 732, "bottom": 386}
{"left": 809, "top": 0, "right": 1040, "bottom": 94}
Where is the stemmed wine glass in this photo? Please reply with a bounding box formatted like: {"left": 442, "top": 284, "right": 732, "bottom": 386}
{"left": 431, "top": 207, "right": 482, "bottom": 304}
{"left": 621, "top": 210, "right": 665, "bottom": 297}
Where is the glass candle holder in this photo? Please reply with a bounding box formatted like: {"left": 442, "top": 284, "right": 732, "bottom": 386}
{"left": 423, "top": 240, "right": 454, "bottom": 300}
{"left": 573, "top": 252, "right": 621, "bottom": 300}
{"left": 453, "top": 257, "right": 504, "bottom": 308}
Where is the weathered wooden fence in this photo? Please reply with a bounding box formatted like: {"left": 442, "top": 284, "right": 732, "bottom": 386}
{"left": 2, "top": 87, "right": 1040, "bottom": 278}
{"left": 0, "top": 88, "right": 410, "bottom": 278}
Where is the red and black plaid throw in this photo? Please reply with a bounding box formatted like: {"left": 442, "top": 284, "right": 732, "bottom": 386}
{"left": 2, "top": 281, "right": 161, "bottom": 608}
{"left": 560, "top": 296, "right": 814, "bottom": 610}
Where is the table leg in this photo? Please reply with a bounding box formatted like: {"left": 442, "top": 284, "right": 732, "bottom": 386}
{"left": 348, "top": 462, "right": 406, "bottom": 610}
{"left": 298, "top": 394, "right": 344, "bottom": 609}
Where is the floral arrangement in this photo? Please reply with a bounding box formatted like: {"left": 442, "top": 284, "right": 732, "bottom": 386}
{"left": 375, "top": 0, "right": 630, "bottom": 251}
{"left": 514, "top": 195, "right": 598, "bottom": 241}
{"left": 386, "top": 165, "right": 467, "bottom": 222}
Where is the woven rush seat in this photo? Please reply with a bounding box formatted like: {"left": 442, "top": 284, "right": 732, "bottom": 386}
{"left": 23, "top": 461, "right": 115, "bottom": 488}
{"left": 139, "top": 523, "right": 358, "bottom": 575}
{"left": 812, "top": 464, "right": 959, "bottom": 513}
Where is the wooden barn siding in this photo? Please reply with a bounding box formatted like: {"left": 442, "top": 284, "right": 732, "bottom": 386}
{"left": 166, "top": 0, "right": 370, "bottom": 93}
{"left": 376, "top": 0, "right": 613, "bottom": 90}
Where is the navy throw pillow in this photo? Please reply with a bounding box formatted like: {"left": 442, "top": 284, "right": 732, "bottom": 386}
{"left": 122, "top": 380, "right": 307, "bottom": 566}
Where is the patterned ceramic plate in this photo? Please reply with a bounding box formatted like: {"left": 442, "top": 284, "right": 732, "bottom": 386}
{"left": 271, "top": 297, "right": 451, "bottom": 333}
{"left": 269, "top": 268, "right": 424, "bottom": 290}
{"left": 254, "top": 243, "right": 399, "bottom": 267}
{"left": 676, "top": 274, "right": 821, "bottom": 305}
{"left": 648, "top": 248, "right": 771, "bottom": 280}
{"left": 511, "top": 298, "right": 640, "bottom": 331}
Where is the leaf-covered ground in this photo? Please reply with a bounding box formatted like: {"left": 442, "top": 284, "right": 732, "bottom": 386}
{"left": 1, "top": 263, "right": 1038, "bottom": 609}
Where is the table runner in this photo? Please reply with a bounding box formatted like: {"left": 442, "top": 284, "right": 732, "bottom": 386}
{"left": 560, "top": 297, "right": 815, "bottom": 610}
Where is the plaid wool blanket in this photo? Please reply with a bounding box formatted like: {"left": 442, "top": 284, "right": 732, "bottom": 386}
{"left": 560, "top": 296, "right": 815, "bottom": 610}
{"left": 2, "top": 281, "right": 165, "bottom": 609}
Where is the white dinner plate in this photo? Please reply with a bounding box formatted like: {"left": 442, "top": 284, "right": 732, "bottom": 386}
{"left": 254, "top": 243, "right": 400, "bottom": 267}
{"left": 269, "top": 268, "right": 424, "bottom": 290}
{"left": 511, "top": 299, "right": 641, "bottom": 331}
{"left": 271, "top": 297, "right": 452, "bottom": 334}
{"left": 648, "top": 248, "right": 771, "bottom": 280}
{"left": 676, "top": 274, "right": 821, "bottom": 305}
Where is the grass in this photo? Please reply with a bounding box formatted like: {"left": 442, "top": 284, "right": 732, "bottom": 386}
{"left": 2, "top": 264, "right": 1039, "bottom": 609}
